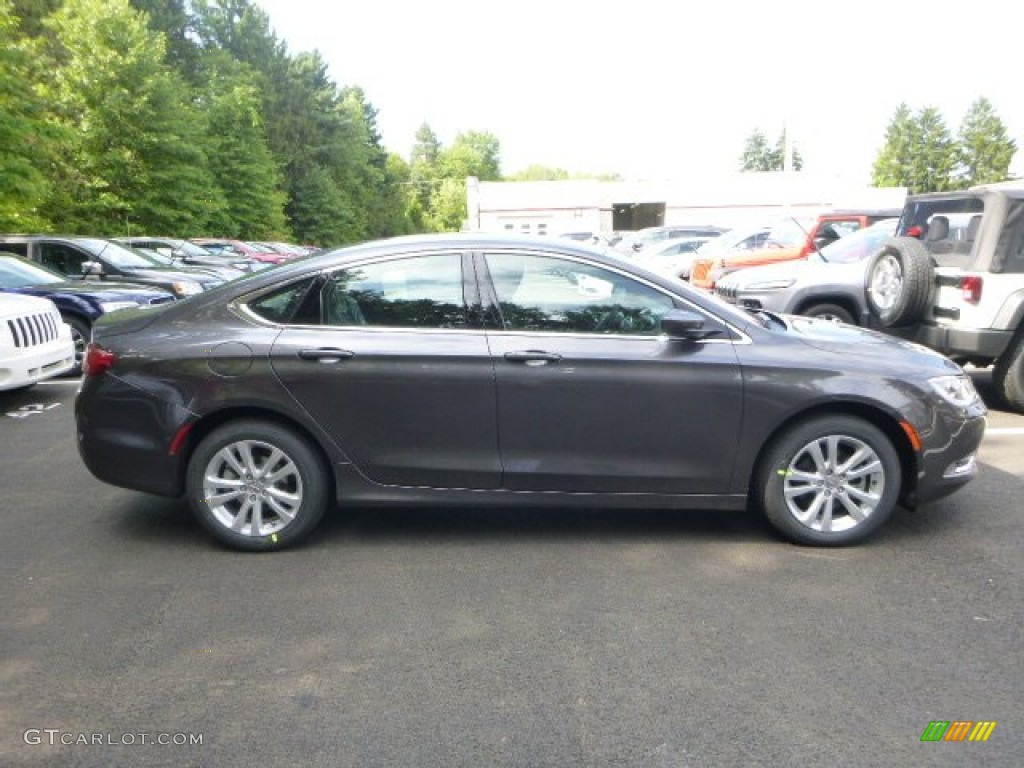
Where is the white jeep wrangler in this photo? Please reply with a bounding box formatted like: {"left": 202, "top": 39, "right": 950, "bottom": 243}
{"left": 864, "top": 181, "right": 1024, "bottom": 412}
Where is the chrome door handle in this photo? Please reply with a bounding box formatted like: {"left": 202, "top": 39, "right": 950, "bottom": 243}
{"left": 503, "top": 350, "right": 562, "bottom": 365}
{"left": 297, "top": 348, "right": 354, "bottom": 364}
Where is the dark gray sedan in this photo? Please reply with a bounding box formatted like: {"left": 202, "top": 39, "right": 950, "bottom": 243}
{"left": 75, "top": 234, "right": 986, "bottom": 550}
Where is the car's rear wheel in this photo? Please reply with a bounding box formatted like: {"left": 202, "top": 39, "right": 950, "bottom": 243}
{"left": 864, "top": 237, "right": 934, "bottom": 327}
{"left": 993, "top": 333, "right": 1024, "bottom": 414}
{"left": 802, "top": 303, "right": 855, "bottom": 324}
{"left": 756, "top": 416, "right": 901, "bottom": 546}
{"left": 186, "top": 420, "right": 329, "bottom": 551}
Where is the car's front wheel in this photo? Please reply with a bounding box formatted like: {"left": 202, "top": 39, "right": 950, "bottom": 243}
{"left": 186, "top": 420, "right": 330, "bottom": 551}
{"left": 756, "top": 416, "right": 902, "bottom": 545}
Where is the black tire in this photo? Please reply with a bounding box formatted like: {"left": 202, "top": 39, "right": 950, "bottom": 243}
{"left": 993, "top": 332, "right": 1024, "bottom": 414}
{"left": 62, "top": 314, "right": 90, "bottom": 376}
{"left": 754, "top": 415, "right": 902, "bottom": 546}
{"left": 186, "top": 420, "right": 330, "bottom": 551}
{"left": 864, "top": 237, "right": 934, "bottom": 327}
{"left": 801, "top": 302, "right": 856, "bottom": 325}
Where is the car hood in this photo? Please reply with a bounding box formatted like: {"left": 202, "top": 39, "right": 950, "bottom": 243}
{"left": 785, "top": 314, "right": 961, "bottom": 372}
{"left": 14, "top": 281, "right": 169, "bottom": 301}
{"left": 121, "top": 267, "right": 220, "bottom": 286}
{"left": 0, "top": 292, "right": 55, "bottom": 318}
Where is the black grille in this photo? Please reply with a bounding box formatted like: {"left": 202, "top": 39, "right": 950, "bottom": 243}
{"left": 6, "top": 311, "right": 59, "bottom": 348}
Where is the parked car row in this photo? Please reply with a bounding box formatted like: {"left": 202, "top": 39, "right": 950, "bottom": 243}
{"left": 0, "top": 234, "right": 311, "bottom": 379}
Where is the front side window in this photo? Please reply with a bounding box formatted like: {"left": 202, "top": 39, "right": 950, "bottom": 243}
{"left": 324, "top": 253, "right": 467, "bottom": 329}
{"left": 39, "top": 243, "right": 90, "bottom": 276}
{"left": 485, "top": 253, "right": 674, "bottom": 335}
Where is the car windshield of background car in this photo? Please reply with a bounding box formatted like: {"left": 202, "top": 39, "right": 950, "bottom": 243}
{"left": 77, "top": 238, "right": 156, "bottom": 269}
{"left": 0, "top": 255, "right": 63, "bottom": 287}
{"left": 766, "top": 218, "right": 815, "bottom": 248}
{"left": 819, "top": 222, "right": 898, "bottom": 264}
{"left": 696, "top": 227, "right": 756, "bottom": 256}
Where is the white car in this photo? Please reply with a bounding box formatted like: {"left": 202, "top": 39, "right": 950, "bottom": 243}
{"left": 0, "top": 293, "right": 75, "bottom": 392}
{"left": 631, "top": 236, "right": 715, "bottom": 279}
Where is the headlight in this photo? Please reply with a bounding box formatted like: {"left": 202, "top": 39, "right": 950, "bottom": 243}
{"left": 172, "top": 280, "right": 203, "bottom": 296}
{"left": 98, "top": 300, "right": 140, "bottom": 314}
{"left": 745, "top": 279, "right": 795, "bottom": 291}
{"left": 929, "top": 375, "right": 980, "bottom": 408}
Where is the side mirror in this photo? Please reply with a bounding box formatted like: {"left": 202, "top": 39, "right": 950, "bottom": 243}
{"left": 660, "top": 309, "right": 723, "bottom": 341}
{"left": 81, "top": 260, "right": 103, "bottom": 276}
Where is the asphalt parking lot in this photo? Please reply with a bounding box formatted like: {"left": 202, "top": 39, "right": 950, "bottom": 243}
{"left": 1, "top": 372, "right": 1022, "bottom": 768}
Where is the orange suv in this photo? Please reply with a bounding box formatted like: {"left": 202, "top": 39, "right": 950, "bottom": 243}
{"left": 689, "top": 210, "right": 900, "bottom": 290}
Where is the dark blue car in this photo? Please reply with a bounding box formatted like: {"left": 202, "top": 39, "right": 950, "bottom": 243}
{"left": 0, "top": 253, "right": 175, "bottom": 373}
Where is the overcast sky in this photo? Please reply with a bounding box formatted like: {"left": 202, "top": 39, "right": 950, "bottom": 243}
{"left": 256, "top": 0, "right": 1022, "bottom": 183}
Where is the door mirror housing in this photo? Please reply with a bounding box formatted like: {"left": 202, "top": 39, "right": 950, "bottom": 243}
{"left": 660, "top": 309, "right": 723, "bottom": 341}
{"left": 81, "top": 260, "right": 103, "bottom": 276}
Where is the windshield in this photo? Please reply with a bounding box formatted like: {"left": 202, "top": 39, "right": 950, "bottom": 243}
{"left": 0, "top": 256, "right": 63, "bottom": 287}
{"left": 766, "top": 217, "right": 815, "bottom": 248}
{"left": 76, "top": 238, "right": 156, "bottom": 269}
{"left": 696, "top": 225, "right": 770, "bottom": 256}
{"left": 819, "top": 220, "right": 898, "bottom": 264}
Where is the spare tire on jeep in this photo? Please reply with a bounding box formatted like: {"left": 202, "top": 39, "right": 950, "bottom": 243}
{"left": 864, "top": 237, "right": 934, "bottom": 327}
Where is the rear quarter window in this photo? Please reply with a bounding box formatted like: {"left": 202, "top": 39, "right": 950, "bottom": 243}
{"left": 898, "top": 197, "right": 985, "bottom": 268}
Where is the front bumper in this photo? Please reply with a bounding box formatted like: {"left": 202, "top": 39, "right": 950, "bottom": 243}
{"left": 908, "top": 408, "right": 986, "bottom": 506}
{"left": 0, "top": 336, "right": 75, "bottom": 391}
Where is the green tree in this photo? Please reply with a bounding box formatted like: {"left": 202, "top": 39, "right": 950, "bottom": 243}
{"left": 872, "top": 103, "right": 917, "bottom": 188}
{"left": 0, "top": 0, "right": 52, "bottom": 230}
{"left": 767, "top": 129, "right": 803, "bottom": 171}
{"left": 740, "top": 129, "right": 772, "bottom": 171}
{"left": 438, "top": 130, "right": 502, "bottom": 181}
{"left": 507, "top": 165, "right": 571, "bottom": 181}
{"left": 956, "top": 97, "right": 1016, "bottom": 187}
{"left": 198, "top": 55, "right": 288, "bottom": 238}
{"left": 873, "top": 104, "right": 958, "bottom": 193}
{"left": 913, "top": 107, "right": 958, "bottom": 193}
{"left": 741, "top": 128, "right": 802, "bottom": 171}
{"left": 39, "top": 0, "right": 218, "bottom": 234}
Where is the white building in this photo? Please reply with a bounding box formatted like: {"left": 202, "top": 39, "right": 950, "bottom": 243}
{"left": 466, "top": 173, "right": 907, "bottom": 236}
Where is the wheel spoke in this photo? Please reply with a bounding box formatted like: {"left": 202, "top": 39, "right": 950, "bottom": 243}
{"left": 206, "top": 489, "right": 243, "bottom": 505}
{"left": 807, "top": 441, "right": 828, "bottom": 473}
{"left": 250, "top": 499, "right": 264, "bottom": 535}
{"left": 238, "top": 442, "right": 259, "bottom": 476}
{"left": 846, "top": 459, "right": 882, "bottom": 481}
{"left": 231, "top": 499, "right": 252, "bottom": 531}
{"left": 258, "top": 448, "right": 285, "bottom": 479}
{"left": 820, "top": 497, "right": 835, "bottom": 532}
{"left": 845, "top": 485, "right": 881, "bottom": 505}
{"left": 263, "top": 461, "right": 297, "bottom": 485}
{"left": 220, "top": 446, "right": 247, "bottom": 477}
{"left": 838, "top": 493, "right": 868, "bottom": 522}
{"left": 784, "top": 483, "right": 818, "bottom": 499}
{"left": 266, "top": 495, "right": 297, "bottom": 521}
{"left": 793, "top": 492, "right": 825, "bottom": 525}
{"left": 836, "top": 446, "right": 869, "bottom": 474}
{"left": 825, "top": 436, "right": 841, "bottom": 470}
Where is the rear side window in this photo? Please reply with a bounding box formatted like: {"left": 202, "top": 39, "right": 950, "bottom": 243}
{"left": 995, "top": 200, "right": 1024, "bottom": 274}
{"left": 898, "top": 197, "right": 984, "bottom": 268}
{"left": 247, "top": 278, "right": 318, "bottom": 324}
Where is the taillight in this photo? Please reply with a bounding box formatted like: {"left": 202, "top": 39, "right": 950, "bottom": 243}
{"left": 961, "top": 275, "right": 983, "bottom": 303}
{"left": 83, "top": 343, "right": 117, "bottom": 376}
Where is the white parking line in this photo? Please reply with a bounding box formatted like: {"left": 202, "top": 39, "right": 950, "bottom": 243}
{"left": 986, "top": 428, "right": 1024, "bottom": 436}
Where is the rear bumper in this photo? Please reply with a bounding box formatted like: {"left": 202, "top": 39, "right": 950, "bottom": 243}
{"left": 882, "top": 323, "right": 1012, "bottom": 362}
{"left": 75, "top": 373, "right": 190, "bottom": 497}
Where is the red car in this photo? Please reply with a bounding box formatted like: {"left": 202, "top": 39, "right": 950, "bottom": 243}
{"left": 190, "top": 238, "right": 289, "bottom": 265}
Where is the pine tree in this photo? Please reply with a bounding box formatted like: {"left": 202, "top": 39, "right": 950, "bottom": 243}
{"left": 956, "top": 97, "right": 1017, "bottom": 187}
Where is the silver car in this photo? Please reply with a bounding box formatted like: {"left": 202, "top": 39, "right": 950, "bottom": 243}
{"left": 715, "top": 220, "right": 898, "bottom": 325}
